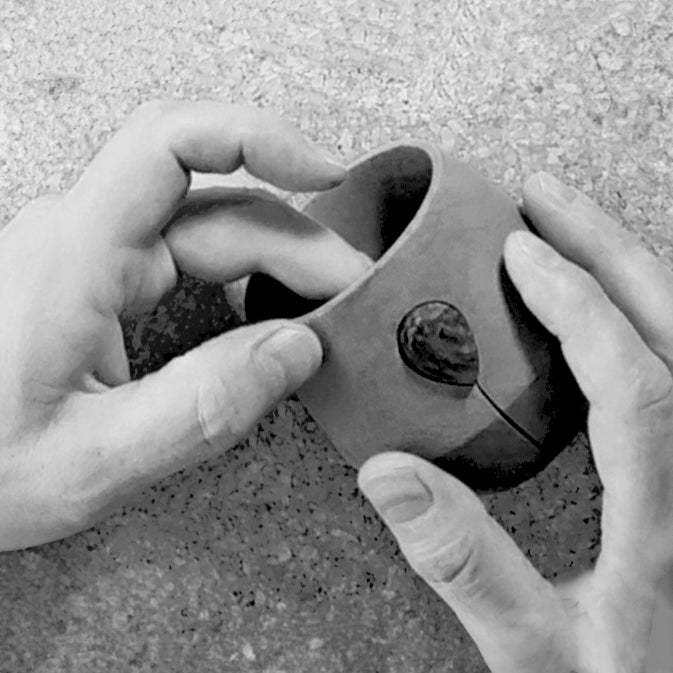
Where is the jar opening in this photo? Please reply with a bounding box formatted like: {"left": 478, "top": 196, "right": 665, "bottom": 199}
{"left": 245, "top": 145, "right": 433, "bottom": 322}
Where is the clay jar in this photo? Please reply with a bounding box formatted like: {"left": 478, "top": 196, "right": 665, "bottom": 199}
{"left": 245, "top": 141, "right": 584, "bottom": 490}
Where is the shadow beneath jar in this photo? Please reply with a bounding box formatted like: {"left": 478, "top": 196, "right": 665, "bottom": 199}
{"left": 122, "top": 274, "right": 245, "bottom": 378}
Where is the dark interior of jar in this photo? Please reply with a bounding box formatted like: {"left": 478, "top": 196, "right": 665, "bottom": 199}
{"left": 245, "top": 145, "right": 433, "bottom": 322}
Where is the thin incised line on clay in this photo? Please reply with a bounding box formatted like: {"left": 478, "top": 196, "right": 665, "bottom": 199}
{"left": 476, "top": 380, "right": 543, "bottom": 450}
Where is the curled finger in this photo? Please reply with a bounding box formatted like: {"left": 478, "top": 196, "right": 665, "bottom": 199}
{"left": 523, "top": 172, "right": 673, "bottom": 366}
{"left": 165, "top": 187, "right": 372, "bottom": 298}
{"left": 504, "top": 231, "right": 673, "bottom": 575}
{"left": 66, "top": 100, "right": 347, "bottom": 246}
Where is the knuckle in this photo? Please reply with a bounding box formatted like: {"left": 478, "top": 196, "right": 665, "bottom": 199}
{"left": 410, "top": 531, "right": 482, "bottom": 591}
{"left": 130, "top": 99, "right": 181, "bottom": 125}
{"left": 49, "top": 475, "right": 103, "bottom": 535}
{"left": 196, "top": 368, "right": 252, "bottom": 451}
{"left": 625, "top": 356, "right": 673, "bottom": 412}
{"left": 196, "top": 378, "right": 224, "bottom": 451}
{"left": 229, "top": 102, "right": 274, "bottom": 125}
{"left": 127, "top": 100, "right": 187, "bottom": 145}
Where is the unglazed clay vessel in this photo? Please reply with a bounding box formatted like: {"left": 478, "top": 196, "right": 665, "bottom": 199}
{"left": 245, "top": 141, "right": 585, "bottom": 490}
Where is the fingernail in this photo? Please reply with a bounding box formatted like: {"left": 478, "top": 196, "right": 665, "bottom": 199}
{"left": 357, "top": 250, "right": 375, "bottom": 270}
{"left": 534, "top": 172, "right": 578, "bottom": 209}
{"left": 338, "top": 250, "right": 375, "bottom": 288}
{"left": 361, "top": 468, "right": 433, "bottom": 524}
{"left": 510, "top": 230, "right": 559, "bottom": 266}
{"left": 254, "top": 326, "right": 323, "bottom": 392}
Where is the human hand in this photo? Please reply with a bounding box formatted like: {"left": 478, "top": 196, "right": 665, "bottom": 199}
{"left": 0, "top": 101, "right": 369, "bottom": 551}
{"left": 359, "top": 172, "right": 673, "bottom": 672}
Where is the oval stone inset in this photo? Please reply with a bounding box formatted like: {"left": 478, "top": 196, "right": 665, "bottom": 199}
{"left": 397, "top": 301, "right": 479, "bottom": 386}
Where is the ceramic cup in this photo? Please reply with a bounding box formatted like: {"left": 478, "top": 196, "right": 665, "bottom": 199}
{"left": 245, "top": 140, "right": 584, "bottom": 490}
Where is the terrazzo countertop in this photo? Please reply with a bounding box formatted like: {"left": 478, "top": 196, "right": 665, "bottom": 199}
{"left": 0, "top": 1, "right": 672, "bottom": 671}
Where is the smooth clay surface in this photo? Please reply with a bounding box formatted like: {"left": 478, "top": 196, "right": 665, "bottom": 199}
{"left": 246, "top": 143, "right": 583, "bottom": 489}
{"left": 1, "top": 1, "right": 672, "bottom": 672}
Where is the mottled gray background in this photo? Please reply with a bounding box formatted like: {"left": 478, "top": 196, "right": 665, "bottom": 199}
{"left": 0, "top": 1, "right": 672, "bottom": 671}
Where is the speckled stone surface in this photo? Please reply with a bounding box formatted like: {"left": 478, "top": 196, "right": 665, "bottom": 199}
{"left": 0, "top": 1, "right": 671, "bottom": 671}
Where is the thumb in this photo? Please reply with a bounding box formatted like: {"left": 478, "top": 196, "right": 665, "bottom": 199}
{"left": 358, "top": 452, "right": 574, "bottom": 673}
{"left": 55, "top": 321, "right": 321, "bottom": 518}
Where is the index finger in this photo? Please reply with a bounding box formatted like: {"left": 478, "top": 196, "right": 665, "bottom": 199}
{"left": 522, "top": 172, "right": 673, "bottom": 367}
{"left": 65, "top": 101, "right": 346, "bottom": 245}
{"left": 504, "top": 230, "right": 673, "bottom": 575}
